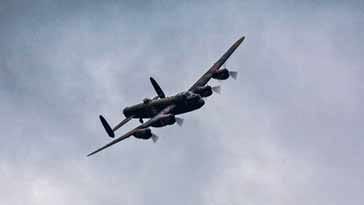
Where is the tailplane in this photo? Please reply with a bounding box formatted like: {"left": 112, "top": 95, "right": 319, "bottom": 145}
{"left": 99, "top": 115, "right": 133, "bottom": 138}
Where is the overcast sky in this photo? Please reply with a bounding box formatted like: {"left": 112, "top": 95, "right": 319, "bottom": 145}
{"left": 1, "top": 0, "right": 364, "bottom": 204}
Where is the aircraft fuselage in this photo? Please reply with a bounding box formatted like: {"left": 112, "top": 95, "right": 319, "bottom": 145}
{"left": 123, "top": 91, "right": 205, "bottom": 119}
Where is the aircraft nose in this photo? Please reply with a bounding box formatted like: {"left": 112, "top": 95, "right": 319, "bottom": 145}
{"left": 198, "top": 98, "right": 205, "bottom": 107}
{"left": 123, "top": 107, "right": 130, "bottom": 117}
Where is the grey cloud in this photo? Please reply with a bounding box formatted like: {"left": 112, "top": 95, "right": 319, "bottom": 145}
{"left": 1, "top": 0, "right": 364, "bottom": 205}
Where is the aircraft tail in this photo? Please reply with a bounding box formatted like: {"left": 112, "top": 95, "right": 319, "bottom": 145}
{"left": 150, "top": 77, "right": 166, "bottom": 98}
{"left": 99, "top": 115, "right": 115, "bottom": 138}
{"left": 99, "top": 115, "right": 134, "bottom": 138}
{"left": 112, "top": 115, "right": 133, "bottom": 132}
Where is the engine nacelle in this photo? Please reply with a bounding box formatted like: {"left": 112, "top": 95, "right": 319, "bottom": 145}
{"left": 133, "top": 128, "right": 152, "bottom": 139}
{"left": 193, "top": 86, "right": 213, "bottom": 97}
{"left": 151, "top": 114, "right": 176, "bottom": 127}
{"left": 212, "top": 69, "right": 229, "bottom": 80}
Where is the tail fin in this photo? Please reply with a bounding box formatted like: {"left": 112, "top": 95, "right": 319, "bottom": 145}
{"left": 99, "top": 115, "right": 115, "bottom": 138}
{"left": 150, "top": 77, "right": 166, "bottom": 98}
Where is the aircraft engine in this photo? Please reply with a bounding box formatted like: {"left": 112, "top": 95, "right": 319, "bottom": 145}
{"left": 212, "top": 68, "right": 229, "bottom": 80}
{"left": 133, "top": 128, "right": 152, "bottom": 139}
{"left": 151, "top": 114, "right": 177, "bottom": 127}
{"left": 194, "top": 86, "right": 213, "bottom": 97}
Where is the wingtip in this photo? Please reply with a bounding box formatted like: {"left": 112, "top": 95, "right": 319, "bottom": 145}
{"left": 87, "top": 148, "right": 102, "bottom": 157}
{"left": 232, "top": 36, "right": 245, "bottom": 49}
{"left": 239, "top": 36, "right": 246, "bottom": 43}
{"left": 87, "top": 151, "right": 96, "bottom": 157}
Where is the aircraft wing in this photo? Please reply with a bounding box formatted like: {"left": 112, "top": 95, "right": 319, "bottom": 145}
{"left": 87, "top": 105, "right": 176, "bottom": 157}
{"left": 188, "top": 36, "right": 245, "bottom": 91}
{"left": 87, "top": 36, "right": 245, "bottom": 157}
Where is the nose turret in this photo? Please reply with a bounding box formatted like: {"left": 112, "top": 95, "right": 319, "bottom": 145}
{"left": 123, "top": 106, "right": 133, "bottom": 118}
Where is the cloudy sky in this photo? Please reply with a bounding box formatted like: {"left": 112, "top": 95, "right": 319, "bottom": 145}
{"left": 1, "top": 0, "right": 364, "bottom": 204}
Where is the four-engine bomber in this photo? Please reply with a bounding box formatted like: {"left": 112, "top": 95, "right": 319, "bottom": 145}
{"left": 87, "top": 36, "right": 245, "bottom": 157}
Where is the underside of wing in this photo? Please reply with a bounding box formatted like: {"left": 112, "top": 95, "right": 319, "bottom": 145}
{"left": 87, "top": 105, "right": 176, "bottom": 157}
{"left": 189, "top": 36, "right": 245, "bottom": 91}
{"left": 87, "top": 130, "right": 135, "bottom": 157}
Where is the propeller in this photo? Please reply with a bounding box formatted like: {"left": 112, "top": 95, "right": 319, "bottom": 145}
{"left": 211, "top": 85, "right": 221, "bottom": 94}
{"left": 223, "top": 64, "right": 238, "bottom": 80}
{"left": 175, "top": 117, "right": 184, "bottom": 126}
{"left": 229, "top": 71, "right": 238, "bottom": 80}
{"left": 151, "top": 133, "right": 159, "bottom": 143}
{"left": 148, "top": 117, "right": 187, "bottom": 142}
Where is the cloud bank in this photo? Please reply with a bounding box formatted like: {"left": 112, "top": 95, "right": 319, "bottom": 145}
{"left": 1, "top": 0, "right": 363, "bottom": 204}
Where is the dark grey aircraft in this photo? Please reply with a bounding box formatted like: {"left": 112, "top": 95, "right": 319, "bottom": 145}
{"left": 87, "top": 36, "right": 245, "bottom": 156}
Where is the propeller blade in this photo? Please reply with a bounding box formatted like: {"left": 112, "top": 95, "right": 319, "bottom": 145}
{"left": 211, "top": 85, "right": 221, "bottom": 94}
{"left": 175, "top": 117, "right": 184, "bottom": 126}
{"left": 151, "top": 133, "right": 159, "bottom": 143}
{"left": 229, "top": 71, "right": 238, "bottom": 80}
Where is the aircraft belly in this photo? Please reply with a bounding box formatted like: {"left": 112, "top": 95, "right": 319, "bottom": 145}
{"left": 124, "top": 97, "right": 177, "bottom": 119}
{"left": 172, "top": 99, "right": 205, "bottom": 115}
{"left": 128, "top": 104, "right": 166, "bottom": 118}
